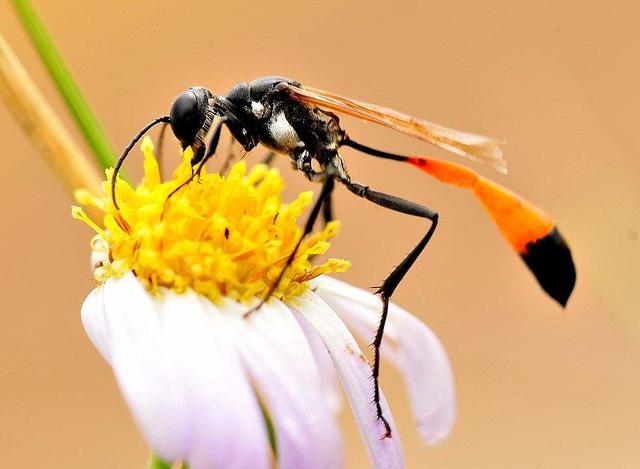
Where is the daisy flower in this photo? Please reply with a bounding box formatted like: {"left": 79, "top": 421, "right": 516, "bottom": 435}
{"left": 73, "top": 137, "right": 456, "bottom": 469}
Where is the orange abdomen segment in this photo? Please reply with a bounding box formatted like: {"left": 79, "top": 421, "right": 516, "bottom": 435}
{"left": 472, "top": 177, "right": 554, "bottom": 253}
{"left": 408, "top": 157, "right": 576, "bottom": 306}
{"left": 408, "top": 157, "right": 553, "bottom": 252}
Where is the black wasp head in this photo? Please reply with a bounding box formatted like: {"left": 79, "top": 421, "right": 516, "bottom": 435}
{"left": 169, "top": 87, "right": 213, "bottom": 148}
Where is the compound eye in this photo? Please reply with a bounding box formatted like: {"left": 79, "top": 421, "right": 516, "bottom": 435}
{"left": 170, "top": 90, "right": 203, "bottom": 144}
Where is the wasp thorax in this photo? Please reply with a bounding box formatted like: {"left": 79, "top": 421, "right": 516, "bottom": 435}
{"left": 169, "top": 87, "right": 211, "bottom": 145}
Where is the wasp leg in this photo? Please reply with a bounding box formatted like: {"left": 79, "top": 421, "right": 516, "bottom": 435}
{"left": 309, "top": 178, "right": 335, "bottom": 261}
{"left": 261, "top": 151, "right": 276, "bottom": 166}
{"left": 201, "top": 117, "right": 226, "bottom": 168}
{"left": 296, "top": 149, "right": 335, "bottom": 224}
{"left": 247, "top": 177, "right": 335, "bottom": 316}
{"left": 339, "top": 178, "right": 439, "bottom": 439}
{"left": 219, "top": 134, "right": 239, "bottom": 176}
{"left": 293, "top": 149, "right": 326, "bottom": 183}
{"left": 321, "top": 189, "right": 333, "bottom": 225}
{"left": 165, "top": 118, "right": 226, "bottom": 202}
{"left": 293, "top": 150, "right": 340, "bottom": 226}
{"left": 112, "top": 116, "right": 171, "bottom": 210}
{"left": 298, "top": 148, "right": 335, "bottom": 224}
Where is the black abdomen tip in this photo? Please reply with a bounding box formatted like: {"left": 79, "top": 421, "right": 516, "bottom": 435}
{"left": 521, "top": 227, "right": 576, "bottom": 307}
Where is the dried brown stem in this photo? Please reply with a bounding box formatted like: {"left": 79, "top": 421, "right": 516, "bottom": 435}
{"left": 0, "top": 29, "right": 102, "bottom": 196}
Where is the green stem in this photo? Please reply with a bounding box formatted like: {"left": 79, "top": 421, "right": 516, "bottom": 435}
{"left": 148, "top": 452, "right": 174, "bottom": 469}
{"left": 11, "top": 0, "right": 116, "bottom": 170}
{"left": 260, "top": 400, "right": 278, "bottom": 456}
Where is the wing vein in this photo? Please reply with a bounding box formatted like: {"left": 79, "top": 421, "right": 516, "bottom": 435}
{"left": 283, "top": 84, "right": 507, "bottom": 174}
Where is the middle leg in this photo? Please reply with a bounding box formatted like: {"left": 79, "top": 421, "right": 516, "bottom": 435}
{"left": 321, "top": 189, "right": 334, "bottom": 225}
{"left": 248, "top": 176, "right": 335, "bottom": 314}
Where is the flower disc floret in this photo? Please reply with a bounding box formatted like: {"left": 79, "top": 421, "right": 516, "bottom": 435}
{"left": 73, "top": 137, "right": 349, "bottom": 302}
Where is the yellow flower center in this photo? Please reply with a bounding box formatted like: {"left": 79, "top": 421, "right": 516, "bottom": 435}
{"left": 73, "top": 137, "right": 349, "bottom": 302}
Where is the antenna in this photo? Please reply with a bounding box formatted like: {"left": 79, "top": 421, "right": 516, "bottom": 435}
{"left": 111, "top": 116, "right": 171, "bottom": 210}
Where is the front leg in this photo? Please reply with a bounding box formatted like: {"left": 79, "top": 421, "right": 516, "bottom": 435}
{"left": 218, "top": 134, "right": 238, "bottom": 176}
{"left": 164, "top": 117, "right": 226, "bottom": 202}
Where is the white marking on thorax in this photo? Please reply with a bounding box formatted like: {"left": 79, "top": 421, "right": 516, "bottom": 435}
{"left": 251, "top": 101, "right": 265, "bottom": 118}
{"left": 269, "top": 111, "right": 301, "bottom": 149}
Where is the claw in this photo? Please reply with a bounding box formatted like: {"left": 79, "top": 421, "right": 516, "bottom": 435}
{"left": 242, "top": 303, "right": 261, "bottom": 319}
{"left": 376, "top": 414, "right": 392, "bottom": 439}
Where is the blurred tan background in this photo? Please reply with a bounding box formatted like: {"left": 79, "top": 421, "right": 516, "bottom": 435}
{"left": 1, "top": 1, "right": 639, "bottom": 467}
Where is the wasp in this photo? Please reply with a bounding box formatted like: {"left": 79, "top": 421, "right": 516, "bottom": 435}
{"left": 111, "top": 76, "right": 576, "bottom": 438}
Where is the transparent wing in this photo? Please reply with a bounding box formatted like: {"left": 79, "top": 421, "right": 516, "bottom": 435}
{"left": 280, "top": 83, "right": 507, "bottom": 173}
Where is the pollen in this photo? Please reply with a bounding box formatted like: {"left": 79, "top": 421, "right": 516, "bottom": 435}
{"left": 73, "top": 137, "right": 349, "bottom": 302}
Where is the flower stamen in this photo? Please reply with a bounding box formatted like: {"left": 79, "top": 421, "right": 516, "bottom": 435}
{"left": 73, "top": 137, "right": 350, "bottom": 303}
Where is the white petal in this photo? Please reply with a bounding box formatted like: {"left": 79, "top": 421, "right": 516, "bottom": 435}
{"left": 90, "top": 243, "right": 108, "bottom": 271}
{"left": 224, "top": 299, "right": 343, "bottom": 469}
{"left": 313, "top": 276, "right": 456, "bottom": 445}
{"left": 296, "top": 312, "right": 343, "bottom": 414}
{"left": 101, "top": 273, "right": 189, "bottom": 462}
{"left": 81, "top": 287, "right": 111, "bottom": 363}
{"left": 288, "top": 290, "right": 405, "bottom": 469}
{"left": 162, "top": 291, "right": 271, "bottom": 469}
{"left": 100, "top": 273, "right": 271, "bottom": 468}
